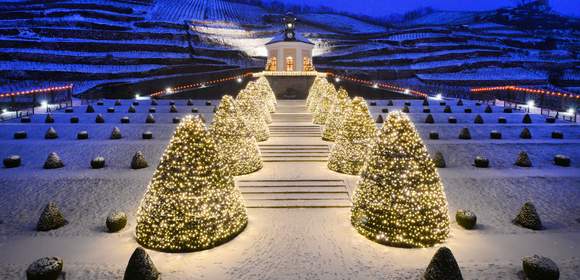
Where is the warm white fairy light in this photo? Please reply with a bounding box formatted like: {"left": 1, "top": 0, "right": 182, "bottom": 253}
{"left": 210, "top": 95, "right": 263, "bottom": 176}
{"left": 322, "top": 87, "right": 351, "bottom": 141}
{"left": 313, "top": 82, "right": 338, "bottom": 125}
{"left": 351, "top": 112, "right": 450, "bottom": 248}
{"left": 306, "top": 76, "right": 327, "bottom": 112}
{"left": 236, "top": 89, "right": 271, "bottom": 142}
{"left": 135, "top": 115, "right": 248, "bottom": 252}
{"left": 327, "top": 97, "right": 376, "bottom": 175}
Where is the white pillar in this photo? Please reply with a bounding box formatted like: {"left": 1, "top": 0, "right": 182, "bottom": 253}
{"left": 277, "top": 48, "right": 284, "bottom": 72}
{"left": 296, "top": 46, "right": 303, "bottom": 72}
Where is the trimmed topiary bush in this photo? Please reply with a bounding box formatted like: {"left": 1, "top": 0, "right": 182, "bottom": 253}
{"left": 554, "top": 155, "right": 570, "bottom": 167}
{"left": 551, "top": 131, "right": 563, "bottom": 139}
{"left": 443, "top": 105, "right": 452, "bottom": 113}
{"left": 121, "top": 116, "right": 130, "bottom": 124}
{"left": 515, "top": 151, "right": 532, "bottom": 167}
{"left": 205, "top": 100, "right": 212, "bottom": 106}
{"left": 456, "top": 99, "right": 463, "bottom": 106}
{"left": 433, "top": 152, "right": 446, "bottom": 168}
{"left": 115, "top": 99, "right": 122, "bottom": 106}
{"left": 172, "top": 117, "right": 181, "bottom": 124}
{"left": 490, "top": 130, "right": 502, "bottom": 139}
{"left": 169, "top": 100, "right": 175, "bottom": 106}
{"left": 3, "top": 155, "right": 21, "bottom": 168}
{"left": 86, "top": 104, "right": 95, "bottom": 113}
{"left": 402, "top": 106, "right": 409, "bottom": 113}
{"left": 128, "top": 105, "right": 136, "bottom": 113}
{"left": 422, "top": 99, "right": 429, "bottom": 106}
{"left": 187, "top": 99, "right": 194, "bottom": 106}
{"left": 96, "top": 101, "right": 104, "bottom": 106}
{"left": 77, "top": 131, "right": 89, "bottom": 140}
{"left": 107, "top": 107, "right": 115, "bottom": 113}
{"left": 474, "top": 115, "right": 484, "bottom": 124}
{"left": 14, "top": 131, "right": 27, "bottom": 139}
{"left": 123, "top": 247, "right": 160, "bottom": 280}
{"left": 474, "top": 156, "right": 489, "bottom": 168}
{"left": 26, "top": 257, "right": 63, "bottom": 280}
{"left": 142, "top": 131, "right": 153, "bottom": 140}
{"left": 498, "top": 117, "right": 507, "bottom": 124}
{"left": 484, "top": 105, "right": 492, "bottom": 113}
{"left": 387, "top": 100, "right": 394, "bottom": 106}
{"left": 95, "top": 114, "right": 105, "bottom": 123}
{"left": 425, "top": 114, "right": 435, "bottom": 124}
{"left": 169, "top": 105, "right": 178, "bottom": 113}
{"left": 522, "top": 255, "right": 559, "bottom": 280}
{"left": 464, "top": 108, "right": 472, "bottom": 113}
{"left": 106, "top": 211, "right": 127, "bottom": 232}
{"left": 192, "top": 107, "right": 199, "bottom": 113}
{"left": 133, "top": 101, "right": 139, "bottom": 106}
{"left": 44, "top": 114, "right": 54, "bottom": 124}
{"left": 522, "top": 114, "right": 532, "bottom": 124}
{"left": 110, "top": 127, "right": 122, "bottom": 140}
{"left": 43, "top": 152, "right": 64, "bottom": 169}
{"left": 91, "top": 157, "right": 105, "bottom": 169}
{"left": 456, "top": 209, "right": 477, "bottom": 230}
{"left": 375, "top": 114, "right": 384, "bottom": 124}
{"left": 370, "top": 101, "right": 377, "bottom": 106}
{"left": 36, "top": 202, "right": 67, "bottom": 231}
{"left": 520, "top": 128, "right": 532, "bottom": 139}
{"left": 70, "top": 116, "right": 79, "bottom": 123}
{"left": 513, "top": 201, "right": 543, "bottom": 230}
{"left": 21, "top": 116, "right": 31, "bottom": 123}
{"left": 448, "top": 117, "right": 457, "bottom": 124}
{"left": 404, "top": 101, "right": 411, "bottom": 106}
{"left": 503, "top": 107, "right": 513, "bottom": 113}
{"left": 422, "top": 108, "right": 430, "bottom": 113}
{"left": 131, "top": 151, "right": 148, "bottom": 169}
{"left": 150, "top": 99, "right": 158, "bottom": 106}
{"left": 381, "top": 108, "right": 389, "bottom": 113}
{"left": 424, "top": 247, "right": 463, "bottom": 280}
{"left": 145, "top": 114, "right": 155, "bottom": 124}
{"left": 148, "top": 107, "right": 156, "bottom": 113}
{"left": 44, "top": 127, "right": 58, "bottom": 139}
{"left": 429, "top": 132, "right": 439, "bottom": 140}
{"left": 546, "top": 117, "right": 556, "bottom": 123}
{"left": 458, "top": 128, "right": 471, "bottom": 140}
{"left": 439, "top": 101, "right": 446, "bottom": 106}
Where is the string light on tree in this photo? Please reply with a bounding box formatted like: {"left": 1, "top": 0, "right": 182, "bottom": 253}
{"left": 210, "top": 95, "right": 263, "bottom": 176}
{"left": 313, "top": 82, "right": 338, "bottom": 125}
{"left": 306, "top": 77, "right": 327, "bottom": 113}
{"left": 135, "top": 115, "right": 248, "bottom": 252}
{"left": 327, "top": 97, "right": 376, "bottom": 175}
{"left": 322, "top": 87, "right": 351, "bottom": 141}
{"left": 236, "top": 92, "right": 270, "bottom": 142}
{"left": 351, "top": 112, "right": 450, "bottom": 248}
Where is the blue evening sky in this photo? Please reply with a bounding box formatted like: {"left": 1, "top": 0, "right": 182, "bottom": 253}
{"left": 267, "top": 0, "right": 580, "bottom": 17}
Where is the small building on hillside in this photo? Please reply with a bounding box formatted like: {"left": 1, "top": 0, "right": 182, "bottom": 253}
{"left": 265, "top": 13, "right": 315, "bottom": 72}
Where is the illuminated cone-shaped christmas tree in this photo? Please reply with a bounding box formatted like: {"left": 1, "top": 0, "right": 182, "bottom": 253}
{"left": 256, "top": 77, "right": 277, "bottom": 113}
{"left": 322, "top": 87, "right": 351, "bottom": 141}
{"left": 351, "top": 112, "right": 450, "bottom": 248}
{"left": 211, "top": 95, "right": 263, "bottom": 176}
{"left": 328, "top": 97, "right": 376, "bottom": 175}
{"left": 313, "top": 83, "right": 337, "bottom": 125}
{"left": 136, "top": 115, "right": 248, "bottom": 252}
{"left": 238, "top": 89, "right": 272, "bottom": 124}
{"left": 307, "top": 77, "right": 327, "bottom": 113}
{"left": 236, "top": 94, "right": 270, "bottom": 142}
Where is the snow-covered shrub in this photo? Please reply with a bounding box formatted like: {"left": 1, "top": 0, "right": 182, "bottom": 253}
{"left": 44, "top": 114, "right": 54, "bottom": 124}
{"left": 554, "top": 155, "right": 570, "bottom": 167}
{"left": 490, "top": 130, "right": 502, "bottom": 139}
{"left": 77, "top": 131, "right": 89, "bottom": 140}
{"left": 522, "top": 255, "right": 559, "bottom": 280}
{"left": 106, "top": 211, "right": 127, "bottom": 232}
{"left": 429, "top": 131, "right": 439, "bottom": 140}
{"left": 458, "top": 128, "right": 471, "bottom": 139}
{"left": 515, "top": 151, "right": 532, "bottom": 167}
{"left": 95, "top": 114, "right": 105, "bottom": 123}
{"left": 474, "top": 115, "right": 484, "bottom": 124}
{"left": 86, "top": 104, "right": 95, "bottom": 113}
{"left": 474, "top": 156, "right": 489, "bottom": 168}
{"left": 110, "top": 127, "right": 122, "bottom": 140}
{"left": 44, "top": 127, "right": 58, "bottom": 139}
{"left": 520, "top": 128, "right": 532, "bottom": 139}
{"left": 142, "top": 131, "right": 153, "bottom": 140}
{"left": 121, "top": 116, "right": 130, "bottom": 124}
{"left": 425, "top": 114, "right": 435, "bottom": 124}
{"left": 423, "top": 247, "right": 463, "bottom": 280}
{"left": 145, "top": 114, "right": 155, "bottom": 123}
{"left": 131, "top": 151, "right": 148, "bottom": 169}
{"left": 433, "top": 152, "right": 446, "bottom": 168}
{"left": 123, "top": 247, "right": 160, "bottom": 280}
{"left": 70, "top": 116, "right": 79, "bottom": 123}
{"left": 14, "top": 131, "right": 27, "bottom": 139}
{"left": 169, "top": 104, "right": 178, "bottom": 113}
{"left": 107, "top": 107, "right": 115, "bottom": 113}
{"left": 43, "top": 152, "right": 64, "bottom": 169}
{"left": 128, "top": 105, "right": 136, "bottom": 113}
{"left": 455, "top": 209, "right": 477, "bottom": 229}
{"left": 513, "top": 202, "right": 543, "bottom": 230}
{"left": 3, "top": 155, "right": 21, "bottom": 168}
{"left": 36, "top": 202, "right": 67, "bottom": 231}
{"left": 522, "top": 114, "right": 532, "bottom": 124}
{"left": 443, "top": 105, "right": 452, "bottom": 113}
{"left": 26, "top": 257, "right": 63, "bottom": 280}
{"left": 551, "top": 131, "right": 563, "bottom": 139}
{"left": 91, "top": 157, "right": 105, "bottom": 169}
{"left": 448, "top": 117, "right": 457, "bottom": 124}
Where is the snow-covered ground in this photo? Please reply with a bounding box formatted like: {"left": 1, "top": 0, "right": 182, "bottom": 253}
{"left": 0, "top": 97, "right": 579, "bottom": 279}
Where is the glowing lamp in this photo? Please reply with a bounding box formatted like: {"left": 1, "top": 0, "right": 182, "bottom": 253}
{"left": 1, "top": 109, "right": 7, "bottom": 114}
{"left": 373, "top": 84, "right": 379, "bottom": 89}
{"left": 404, "top": 89, "right": 410, "bottom": 95}
{"left": 527, "top": 100, "right": 535, "bottom": 108}
{"left": 335, "top": 77, "right": 341, "bottom": 83}
{"left": 40, "top": 100, "right": 48, "bottom": 108}
{"left": 567, "top": 108, "right": 576, "bottom": 115}
{"left": 237, "top": 77, "right": 243, "bottom": 83}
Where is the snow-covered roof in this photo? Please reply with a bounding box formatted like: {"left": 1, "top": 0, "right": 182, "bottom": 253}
{"left": 266, "top": 31, "right": 314, "bottom": 46}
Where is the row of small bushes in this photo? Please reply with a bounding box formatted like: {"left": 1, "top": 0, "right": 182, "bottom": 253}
{"left": 425, "top": 127, "right": 565, "bottom": 140}
{"left": 21, "top": 113, "right": 187, "bottom": 124}
{"left": 3, "top": 151, "right": 149, "bottom": 169}
{"left": 431, "top": 151, "right": 571, "bottom": 168}
{"left": 12, "top": 127, "right": 157, "bottom": 140}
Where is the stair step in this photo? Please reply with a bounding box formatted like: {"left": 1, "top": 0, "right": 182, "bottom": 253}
{"left": 244, "top": 199, "right": 352, "bottom": 208}
{"left": 240, "top": 186, "right": 346, "bottom": 192}
{"left": 244, "top": 192, "right": 349, "bottom": 200}
{"left": 237, "top": 179, "right": 344, "bottom": 186}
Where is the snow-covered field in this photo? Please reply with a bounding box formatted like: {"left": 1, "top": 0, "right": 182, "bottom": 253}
{"left": 0, "top": 96, "right": 579, "bottom": 279}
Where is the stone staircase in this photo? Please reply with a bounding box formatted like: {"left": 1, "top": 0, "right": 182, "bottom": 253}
{"left": 238, "top": 100, "right": 352, "bottom": 208}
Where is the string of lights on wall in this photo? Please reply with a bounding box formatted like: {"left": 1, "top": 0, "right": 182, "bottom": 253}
{"left": 326, "top": 73, "right": 428, "bottom": 98}
{"left": 150, "top": 73, "right": 254, "bottom": 98}
{"left": 471, "top": 85, "right": 580, "bottom": 100}
{"left": 0, "top": 84, "right": 73, "bottom": 99}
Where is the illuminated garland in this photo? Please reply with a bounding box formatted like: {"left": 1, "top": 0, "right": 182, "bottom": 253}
{"left": 313, "top": 82, "right": 338, "bottom": 125}
{"left": 471, "top": 85, "right": 580, "bottom": 100}
{"left": 327, "top": 97, "right": 376, "bottom": 175}
{"left": 322, "top": 87, "right": 351, "bottom": 141}
{"left": 351, "top": 112, "right": 450, "bottom": 248}
{"left": 150, "top": 72, "right": 253, "bottom": 97}
{"left": 135, "top": 115, "right": 248, "bottom": 252}
{"left": 236, "top": 92, "right": 270, "bottom": 142}
{"left": 0, "top": 84, "right": 73, "bottom": 99}
{"left": 327, "top": 73, "right": 428, "bottom": 98}
{"left": 210, "top": 95, "right": 263, "bottom": 176}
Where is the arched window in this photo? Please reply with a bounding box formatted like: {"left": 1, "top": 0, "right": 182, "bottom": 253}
{"left": 286, "top": 56, "right": 294, "bottom": 72}
{"left": 267, "top": 57, "right": 277, "bottom": 71}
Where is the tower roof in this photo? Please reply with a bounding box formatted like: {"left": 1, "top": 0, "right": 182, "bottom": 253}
{"left": 266, "top": 31, "right": 314, "bottom": 46}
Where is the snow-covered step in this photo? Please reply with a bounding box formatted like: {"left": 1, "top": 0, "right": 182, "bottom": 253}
{"left": 259, "top": 144, "right": 329, "bottom": 162}
{"left": 238, "top": 179, "right": 351, "bottom": 208}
